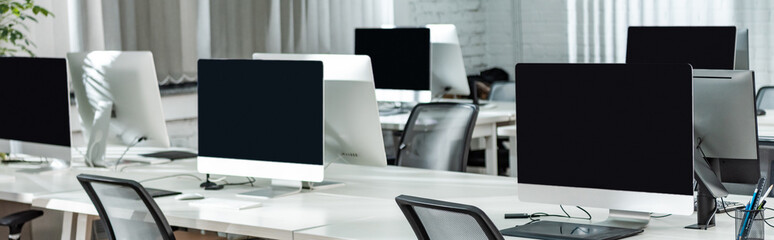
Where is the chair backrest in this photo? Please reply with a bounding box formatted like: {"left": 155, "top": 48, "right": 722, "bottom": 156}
{"left": 395, "top": 195, "right": 504, "bottom": 240}
{"left": 76, "top": 174, "right": 175, "bottom": 240}
{"left": 396, "top": 103, "right": 478, "bottom": 172}
{"left": 757, "top": 86, "right": 774, "bottom": 111}
{"left": 488, "top": 81, "right": 515, "bottom": 102}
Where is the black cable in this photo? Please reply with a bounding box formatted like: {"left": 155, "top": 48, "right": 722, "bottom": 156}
{"left": 222, "top": 177, "right": 256, "bottom": 187}
{"left": 113, "top": 136, "right": 147, "bottom": 168}
{"left": 520, "top": 206, "right": 592, "bottom": 225}
{"left": 705, "top": 200, "right": 718, "bottom": 228}
{"left": 575, "top": 206, "right": 591, "bottom": 220}
{"left": 560, "top": 205, "right": 571, "bottom": 218}
{"left": 651, "top": 214, "right": 672, "bottom": 218}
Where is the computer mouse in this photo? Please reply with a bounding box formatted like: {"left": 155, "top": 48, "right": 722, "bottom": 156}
{"left": 175, "top": 193, "right": 205, "bottom": 201}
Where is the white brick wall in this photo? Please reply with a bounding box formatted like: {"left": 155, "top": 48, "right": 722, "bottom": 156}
{"left": 395, "top": 0, "right": 570, "bottom": 79}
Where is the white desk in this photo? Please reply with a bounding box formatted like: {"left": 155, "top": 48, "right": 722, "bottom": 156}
{"left": 380, "top": 102, "right": 516, "bottom": 175}
{"left": 31, "top": 162, "right": 518, "bottom": 240}
{"left": 27, "top": 161, "right": 761, "bottom": 240}
{"left": 296, "top": 193, "right": 769, "bottom": 240}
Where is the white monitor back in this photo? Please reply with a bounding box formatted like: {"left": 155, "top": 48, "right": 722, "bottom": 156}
{"left": 735, "top": 29, "right": 749, "bottom": 70}
{"left": 693, "top": 69, "right": 758, "bottom": 160}
{"left": 427, "top": 24, "right": 470, "bottom": 97}
{"left": 67, "top": 51, "right": 170, "bottom": 148}
{"left": 252, "top": 53, "right": 387, "bottom": 167}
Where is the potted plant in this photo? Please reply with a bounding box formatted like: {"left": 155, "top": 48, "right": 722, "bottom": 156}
{"left": 0, "top": 0, "right": 52, "bottom": 56}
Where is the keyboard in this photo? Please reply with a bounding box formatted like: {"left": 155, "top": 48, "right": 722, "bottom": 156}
{"left": 145, "top": 188, "right": 181, "bottom": 198}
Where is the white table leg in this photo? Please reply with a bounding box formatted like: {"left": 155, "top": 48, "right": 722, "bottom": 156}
{"left": 509, "top": 135, "right": 517, "bottom": 178}
{"left": 485, "top": 124, "right": 498, "bottom": 175}
{"left": 61, "top": 212, "right": 73, "bottom": 240}
{"left": 75, "top": 213, "right": 89, "bottom": 240}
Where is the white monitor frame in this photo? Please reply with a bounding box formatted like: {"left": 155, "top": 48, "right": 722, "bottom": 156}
{"left": 0, "top": 57, "right": 72, "bottom": 169}
{"left": 196, "top": 59, "right": 326, "bottom": 188}
{"left": 198, "top": 156, "right": 324, "bottom": 183}
{"left": 516, "top": 63, "right": 695, "bottom": 229}
{"left": 252, "top": 53, "right": 387, "bottom": 167}
{"left": 67, "top": 51, "right": 170, "bottom": 149}
{"left": 427, "top": 24, "right": 470, "bottom": 97}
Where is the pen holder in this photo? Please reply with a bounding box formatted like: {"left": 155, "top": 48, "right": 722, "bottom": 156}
{"left": 735, "top": 209, "right": 765, "bottom": 240}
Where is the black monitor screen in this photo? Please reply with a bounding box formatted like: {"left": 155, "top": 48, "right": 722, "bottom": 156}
{"left": 516, "top": 63, "right": 694, "bottom": 196}
{"left": 355, "top": 28, "right": 430, "bottom": 91}
{"left": 0, "top": 57, "right": 70, "bottom": 147}
{"left": 626, "top": 26, "right": 736, "bottom": 69}
{"left": 198, "top": 59, "right": 323, "bottom": 166}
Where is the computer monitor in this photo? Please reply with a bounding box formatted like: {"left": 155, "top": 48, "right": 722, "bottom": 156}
{"left": 694, "top": 70, "right": 758, "bottom": 161}
{"left": 0, "top": 57, "right": 72, "bottom": 171}
{"left": 736, "top": 29, "right": 750, "bottom": 70}
{"left": 67, "top": 51, "right": 170, "bottom": 167}
{"left": 197, "top": 59, "right": 324, "bottom": 197}
{"left": 252, "top": 53, "right": 387, "bottom": 167}
{"left": 505, "top": 63, "right": 694, "bottom": 238}
{"left": 426, "top": 24, "right": 470, "bottom": 98}
{"left": 690, "top": 69, "right": 759, "bottom": 228}
{"left": 355, "top": 27, "right": 432, "bottom": 103}
{"left": 626, "top": 26, "right": 737, "bottom": 70}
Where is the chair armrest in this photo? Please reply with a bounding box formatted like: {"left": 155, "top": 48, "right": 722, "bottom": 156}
{"left": 0, "top": 210, "right": 43, "bottom": 227}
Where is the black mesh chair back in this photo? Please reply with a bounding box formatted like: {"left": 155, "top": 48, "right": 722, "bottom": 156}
{"left": 488, "top": 81, "right": 515, "bottom": 102}
{"left": 396, "top": 195, "right": 504, "bottom": 240}
{"left": 396, "top": 103, "right": 478, "bottom": 172}
{"left": 757, "top": 86, "right": 774, "bottom": 112}
{"left": 76, "top": 174, "right": 175, "bottom": 240}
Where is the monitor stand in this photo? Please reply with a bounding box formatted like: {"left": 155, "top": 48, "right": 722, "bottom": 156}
{"left": 84, "top": 101, "right": 113, "bottom": 168}
{"left": 302, "top": 180, "right": 345, "bottom": 190}
{"left": 237, "top": 179, "right": 302, "bottom": 199}
{"left": 685, "top": 144, "right": 730, "bottom": 230}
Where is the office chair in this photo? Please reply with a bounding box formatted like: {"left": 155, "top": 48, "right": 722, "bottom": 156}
{"left": 757, "top": 86, "right": 774, "bottom": 115}
{"left": 77, "top": 174, "right": 176, "bottom": 240}
{"left": 396, "top": 103, "right": 478, "bottom": 172}
{"left": 77, "top": 174, "right": 224, "bottom": 240}
{"left": 488, "top": 81, "right": 515, "bottom": 102}
{"left": 0, "top": 210, "right": 42, "bottom": 240}
{"left": 396, "top": 195, "right": 504, "bottom": 240}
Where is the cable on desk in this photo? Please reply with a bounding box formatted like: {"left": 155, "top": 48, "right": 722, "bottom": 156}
{"left": 511, "top": 205, "right": 593, "bottom": 227}
{"left": 139, "top": 173, "right": 203, "bottom": 183}
{"left": 719, "top": 197, "right": 774, "bottom": 228}
{"left": 651, "top": 214, "right": 672, "bottom": 218}
{"left": 112, "top": 136, "right": 147, "bottom": 170}
{"left": 221, "top": 177, "right": 256, "bottom": 187}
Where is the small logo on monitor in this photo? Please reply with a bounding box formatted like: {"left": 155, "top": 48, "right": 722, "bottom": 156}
{"left": 341, "top": 152, "right": 358, "bottom": 157}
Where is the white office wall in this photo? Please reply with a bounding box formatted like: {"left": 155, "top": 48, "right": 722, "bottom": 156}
{"left": 393, "top": 0, "right": 569, "bottom": 79}
{"left": 396, "top": 0, "right": 774, "bottom": 88}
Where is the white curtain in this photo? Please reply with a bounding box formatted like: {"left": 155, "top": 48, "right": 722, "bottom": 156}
{"left": 24, "top": 0, "right": 393, "bottom": 85}
{"left": 567, "top": 0, "right": 774, "bottom": 88}
{"left": 206, "top": 0, "right": 392, "bottom": 59}
{"left": 65, "top": 0, "right": 198, "bottom": 85}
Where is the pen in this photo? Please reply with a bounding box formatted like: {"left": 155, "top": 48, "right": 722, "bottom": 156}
{"left": 758, "top": 185, "right": 773, "bottom": 207}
